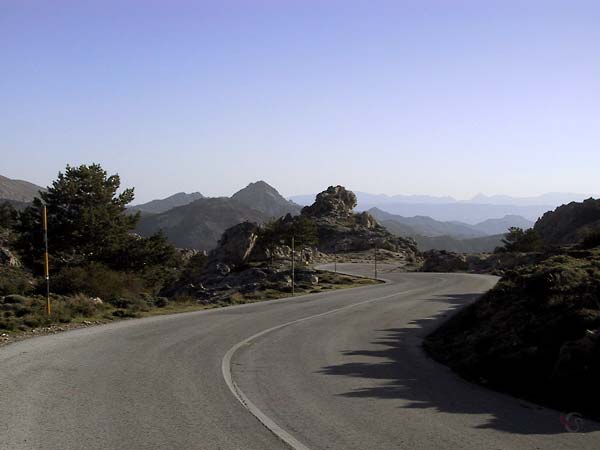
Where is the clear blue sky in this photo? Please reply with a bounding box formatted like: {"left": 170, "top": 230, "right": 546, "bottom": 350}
{"left": 2, "top": 0, "right": 599, "bottom": 203}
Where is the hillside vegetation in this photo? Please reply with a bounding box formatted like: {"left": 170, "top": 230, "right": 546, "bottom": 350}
{"left": 425, "top": 197, "right": 600, "bottom": 417}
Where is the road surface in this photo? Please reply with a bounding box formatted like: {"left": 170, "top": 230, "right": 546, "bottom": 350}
{"left": 0, "top": 264, "right": 598, "bottom": 449}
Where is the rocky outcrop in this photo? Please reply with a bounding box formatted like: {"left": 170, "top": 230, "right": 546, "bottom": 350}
{"left": 301, "top": 185, "right": 357, "bottom": 219}
{"left": 301, "top": 186, "right": 417, "bottom": 256}
{"left": 534, "top": 198, "right": 600, "bottom": 246}
{"left": 207, "top": 221, "right": 259, "bottom": 271}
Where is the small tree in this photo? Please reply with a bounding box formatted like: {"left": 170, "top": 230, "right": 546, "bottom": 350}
{"left": 497, "top": 227, "right": 542, "bottom": 253}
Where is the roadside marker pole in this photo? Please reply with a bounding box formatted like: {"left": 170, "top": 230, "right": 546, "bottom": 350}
{"left": 291, "top": 236, "right": 295, "bottom": 297}
{"left": 334, "top": 244, "right": 337, "bottom": 273}
{"left": 43, "top": 206, "right": 51, "bottom": 316}
{"left": 374, "top": 243, "right": 378, "bottom": 280}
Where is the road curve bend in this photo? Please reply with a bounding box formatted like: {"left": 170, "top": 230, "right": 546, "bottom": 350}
{"left": 1, "top": 264, "right": 598, "bottom": 450}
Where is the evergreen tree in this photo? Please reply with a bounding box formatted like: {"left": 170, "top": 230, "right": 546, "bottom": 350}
{"left": 17, "top": 164, "right": 139, "bottom": 269}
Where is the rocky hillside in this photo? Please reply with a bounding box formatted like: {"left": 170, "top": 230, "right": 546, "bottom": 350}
{"left": 0, "top": 175, "right": 44, "bottom": 203}
{"left": 534, "top": 198, "right": 600, "bottom": 246}
{"left": 136, "top": 197, "right": 268, "bottom": 250}
{"left": 302, "top": 186, "right": 417, "bottom": 255}
{"left": 425, "top": 248, "right": 600, "bottom": 418}
{"left": 129, "top": 192, "right": 204, "bottom": 214}
{"left": 231, "top": 181, "right": 301, "bottom": 218}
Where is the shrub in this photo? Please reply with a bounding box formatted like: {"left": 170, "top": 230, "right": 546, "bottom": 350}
{"left": 49, "top": 263, "right": 146, "bottom": 301}
{"left": 0, "top": 266, "right": 33, "bottom": 296}
{"left": 581, "top": 227, "right": 600, "bottom": 249}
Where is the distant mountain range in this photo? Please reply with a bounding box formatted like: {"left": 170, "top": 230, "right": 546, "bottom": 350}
{"left": 368, "top": 208, "right": 533, "bottom": 253}
{"left": 129, "top": 192, "right": 205, "bottom": 214}
{"left": 290, "top": 191, "right": 592, "bottom": 223}
{"left": 368, "top": 208, "right": 534, "bottom": 238}
{"left": 136, "top": 181, "right": 300, "bottom": 250}
{"left": 0, "top": 175, "right": 44, "bottom": 203}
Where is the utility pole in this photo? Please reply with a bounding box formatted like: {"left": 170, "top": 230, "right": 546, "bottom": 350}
{"left": 42, "top": 205, "right": 51, "bottom": 316}
{"left": 291, "top": 236, "right": 295, "bottom": 296}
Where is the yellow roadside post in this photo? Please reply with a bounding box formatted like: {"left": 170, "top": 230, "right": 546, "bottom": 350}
{"left": 43, "top": 205, "right": 51, "bottom": 316}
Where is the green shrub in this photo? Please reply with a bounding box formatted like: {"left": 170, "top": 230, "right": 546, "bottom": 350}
{"left": 0, "top": 266, "right": 33, "bottom": 296}
{"left": 50, "top": 263, "right": 146, "bottom": 301}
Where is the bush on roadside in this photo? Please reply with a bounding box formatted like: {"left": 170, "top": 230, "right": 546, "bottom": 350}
{"left": 0, "top": 266, "right": 34, "bottom": 296}
{"left": 49, "top": 263, "right": 147, "bottom": 301}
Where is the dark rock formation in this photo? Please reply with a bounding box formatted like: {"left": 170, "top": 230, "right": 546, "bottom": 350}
{"left": 534, "top": 197, "right": 600, "bottom": 246}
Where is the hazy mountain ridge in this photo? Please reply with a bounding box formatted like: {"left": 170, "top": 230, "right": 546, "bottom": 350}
{"left": 291, "top": 191, "right": 590, "bottom": 223}
{"left": 0, "top": 175, "right": 45, "bottom": 203}
{"left": 231, "top": 181, "right": 301, "bottom": 218}
{"left": 370, "top": 208, "right": 533, "bottom": 253}
{"left": 136, "top": 197, "right": 269, "bottom": 250}
{"left": 136, "top": 181, "right": 301, "bottom": 250}
{"left": 129, "top": 192, "right": 205, "bottom": 214}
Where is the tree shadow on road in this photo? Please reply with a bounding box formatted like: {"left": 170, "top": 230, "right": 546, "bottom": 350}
{"left": 317, "top": 292, "right": 600, "bottom": 435}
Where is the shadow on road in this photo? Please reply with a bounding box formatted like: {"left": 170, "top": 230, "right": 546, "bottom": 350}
{"left": 317, "top": 292, "right": 599, "bottom": 435}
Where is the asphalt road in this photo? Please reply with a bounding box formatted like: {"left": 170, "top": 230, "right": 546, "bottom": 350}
{"left": 1, "top": 264, "right": 598, "bottom": 449}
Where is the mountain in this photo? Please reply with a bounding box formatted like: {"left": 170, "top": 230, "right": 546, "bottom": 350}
{"left": 135, "top": 181, "right": 301, "bottom": 250}
{"left": 361, "top": 202, "right": 549, "bottom": 223}
{"left": 534, "top": 198, "right": 600, "bottom": 246}
{"left": 372, "top": 208, "right": 531, "bottom": 253}
{"left": 368, "top": 208, "right": 485, "bottom": 238}
{"left": 468, "top": 215, "right": 534, "bottom": 235}
{"left": 292, "top": 190, "right": 592, "bottom": 223}
{"left": 231, "top": 181, "right": 301, "bottom": 218}
{"left": 136, "top": 197, "right": 268, "bottom": 250}
{"left": 466, "top": 192, "right": 591, "bottom": 206}
{"left": 129, "top": 192, "right": 204, "bottom": 214}
{"left": 0, "top": 175, "right": 44, "bottom": 203}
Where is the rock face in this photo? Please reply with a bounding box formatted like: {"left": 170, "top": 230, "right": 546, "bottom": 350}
{"left": 207, "top": 222, "right": 259, "bottom": 271}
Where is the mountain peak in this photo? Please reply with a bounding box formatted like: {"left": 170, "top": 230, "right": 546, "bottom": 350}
{"left": 232, "top": 181, "right": 300, "bottom": 218}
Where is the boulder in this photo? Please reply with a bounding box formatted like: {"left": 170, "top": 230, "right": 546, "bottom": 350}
{"left": 209, "top": 221, "right": 259, "bottom": 269}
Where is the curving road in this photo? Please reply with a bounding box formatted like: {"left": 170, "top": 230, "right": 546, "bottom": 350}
{"left": 1, "top": 264, "right": 598, "bottom": 449}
